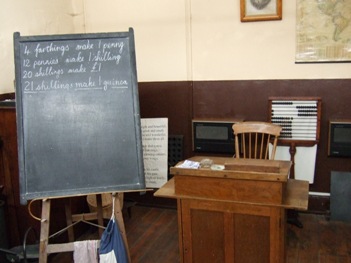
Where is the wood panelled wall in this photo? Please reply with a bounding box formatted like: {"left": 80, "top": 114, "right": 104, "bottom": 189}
{"left": 0, "top": 78, "right": 350, "bottom": 245}
{"left": 138, "top": 79, "right": 351, "bottom": 212}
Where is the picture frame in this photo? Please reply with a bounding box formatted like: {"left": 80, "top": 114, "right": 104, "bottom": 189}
{"left": 240, "top": 0, "right": 282, "bottom": 22}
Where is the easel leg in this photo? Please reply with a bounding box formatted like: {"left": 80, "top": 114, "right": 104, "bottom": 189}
{"left": 39, "top": 199, "right": 51, "bottom": 263}
{"left": 113, "top": 193, "right": 131, "bottom": 263}
{"left": 96, "top": 194, "right": 104, "bottom": 237}
{"left": 64, "top": 198, "right": 74, "bottom": 242}
{"left": 288, "top": 143, "right": 303, "bottom": 228}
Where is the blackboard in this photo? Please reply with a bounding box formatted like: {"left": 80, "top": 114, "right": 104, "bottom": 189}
{"left": 14, "top": 29, "right": 145, "bottom": 204}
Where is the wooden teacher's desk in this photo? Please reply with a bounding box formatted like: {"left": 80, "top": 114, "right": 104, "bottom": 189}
{"left": 155, "top": 156, "right": 309, "bottom": 263}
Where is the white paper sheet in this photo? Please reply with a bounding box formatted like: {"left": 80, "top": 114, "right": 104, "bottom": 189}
{"left": 141, "top": 118, "right": 168, "bottom": 188}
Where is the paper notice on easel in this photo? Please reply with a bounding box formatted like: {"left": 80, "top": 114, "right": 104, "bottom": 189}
{"left": 141, "top": 118, "right": 168, "bottom": 188}
{"left": 273, "top": 145, "right": 317, "bottom": 184}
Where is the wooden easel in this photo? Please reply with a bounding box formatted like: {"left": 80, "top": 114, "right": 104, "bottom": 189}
{"left": 38, "top": 192, "right": 130, "bottom": 263}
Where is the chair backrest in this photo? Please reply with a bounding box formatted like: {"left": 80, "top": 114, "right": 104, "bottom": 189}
{"left": 232, "top": 122, "right": 282, "bottom": 160}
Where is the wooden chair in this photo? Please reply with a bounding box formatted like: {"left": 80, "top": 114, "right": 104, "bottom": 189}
{"left": 232, "top": 121, "right": 282, "bottom": 160}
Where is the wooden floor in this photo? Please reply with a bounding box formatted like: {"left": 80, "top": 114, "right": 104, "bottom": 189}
{"left": 50, "top": 205, "right": 351, "bottom": 263}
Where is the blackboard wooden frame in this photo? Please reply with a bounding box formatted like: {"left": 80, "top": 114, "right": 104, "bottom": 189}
{"left": 14, "top": 28, "right": 145, "bottom": 204}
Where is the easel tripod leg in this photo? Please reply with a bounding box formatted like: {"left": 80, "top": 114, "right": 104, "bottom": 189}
{"left": 96, "top": 194, "right": 104, "bottom": 237}
{"left": 64, "top": 198, "right": 74, "bottom": 242}
{"left": 39, "top": 199, "right": 51, "bottom": 263}
{"left": 114, "top": 193, "right": 131, "bottom": 263}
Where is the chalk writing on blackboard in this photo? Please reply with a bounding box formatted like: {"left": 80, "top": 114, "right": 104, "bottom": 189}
{"left": 14, "top": 29, "right": 145, "bottom": 203}
{"left": 20, "top": 38, "right": 130, "bottom": 94}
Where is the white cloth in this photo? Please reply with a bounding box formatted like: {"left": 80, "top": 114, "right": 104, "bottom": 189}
{"left": 73, "top": 240, "right": 99, "bottom": 263}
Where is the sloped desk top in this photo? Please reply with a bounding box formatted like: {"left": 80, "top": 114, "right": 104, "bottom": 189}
{"left": 170, "top": 156, "right": 291, "bottom": 182}
{"left": 155, "top": 156, "right": 309, "bottom": 210}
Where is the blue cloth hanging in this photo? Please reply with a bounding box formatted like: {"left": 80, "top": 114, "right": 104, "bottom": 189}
{"left": 99, "top": 194, "right": 128, "bottom": 263}
{"left": 99, "top": 217, "right": 128, "bottom": 263}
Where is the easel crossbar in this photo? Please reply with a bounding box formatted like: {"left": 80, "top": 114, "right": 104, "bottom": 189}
{"left": 46, "top": 241, "right": 100, "bottom": 254}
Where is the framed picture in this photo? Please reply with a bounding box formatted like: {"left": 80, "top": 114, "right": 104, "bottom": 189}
{"left": 240, "top": 0, "right": 282, "bottom": 22}
{"left": 296, "top": 0, "right": 351, "bottom": 63}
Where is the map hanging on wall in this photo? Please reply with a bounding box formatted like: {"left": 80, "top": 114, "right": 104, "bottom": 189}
{"left": 296, "top": 0, "right": 351, "bottom": 63}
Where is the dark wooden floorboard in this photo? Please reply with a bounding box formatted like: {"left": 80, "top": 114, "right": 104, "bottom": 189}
{"left": 128, "top": 208, "right": 178, "bottom": 263}
{"left": 49, "top": 206, "right": 351, "bottom": 263}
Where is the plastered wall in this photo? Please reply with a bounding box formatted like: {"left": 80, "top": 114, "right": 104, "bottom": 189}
{"left": 0, "top": 0, "right": 350, "bottom": 94}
